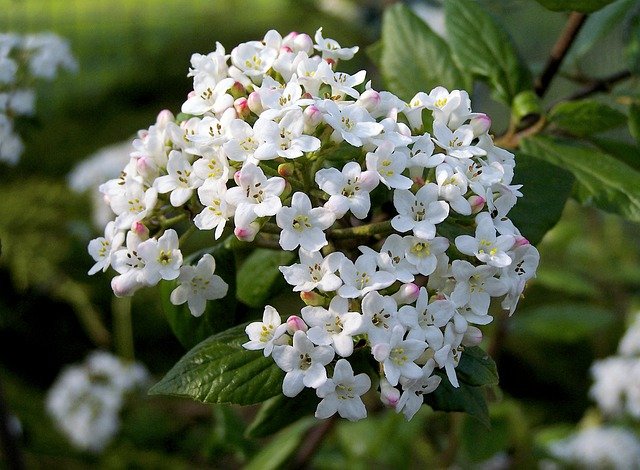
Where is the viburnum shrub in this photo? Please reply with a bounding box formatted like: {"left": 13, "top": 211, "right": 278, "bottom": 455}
{"left": 88, "top": 27, "right": 539, "bottom": 422}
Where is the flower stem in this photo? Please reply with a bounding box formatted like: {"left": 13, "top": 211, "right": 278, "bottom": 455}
{"left": 112, "top": 296, "right": 134, "bottom": 361}
{"left": 328, "top": 220, "right": 393, "bottom": 239}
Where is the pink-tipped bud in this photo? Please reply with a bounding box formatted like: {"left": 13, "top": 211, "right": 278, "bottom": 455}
{"left": 157, "top": 109, "right": 175, "bottom": 126}
{"left": 278, "top": 162, "right": 295, "bottom": 177}
{"left": 234, "top": 222, "right": 260, "bottom": 242}
{"left": 294, "top": 33, "right": 313, "bottom": 54}
{"left": 468, "top": 195, "right": 485, "bottom": 214}
{"left": 186, "top": 90, "right": 196, "bottom": 99}
{"left": 234, "top": 97, "right": 250, "bottom": 119}
{"left": 280, "top": 45, "right": 293, "bottom": 53}
{"left": 462, "top": 326, "right": 483, "bottom": 347}
{"left": 470, "top": 114, "right": 492, "bottom": 137}
{"left": 233, "top": 170, "right": 242, "bottom": 185}
{"left": 392, "top": 283, "right": 420, "bottom": 305}
{"left": 325, "top": 58, "right": 336, "bottom": 68}
{"left": 135, "top": 156, "right": 157, "bottom": 178}
{"left": 380, "top": 377, "right": 400, "bottom": 409}
{"left": 111, "top": 273, "right": 144, "bottom": 298}
{"left": 247, "top": 91, "right": 263, "bottom": 115}
{"left": 304, "top": 104, "right": 322, "bottom": 131}
{"left": 357, "top": 89, "right": 381, "bottom": 113}
{"left": 230, "top": 81, "right": 246, "bottom": 99}
{"left": 514, "top": 236, "right": 530, "bottom": 248}
{"left": 130, "top": 221, "right": 149, "bottom": 239}
{"left": 286, "top": 315, "right": 308, "bottom": 334}
{"left": 411, "top": 176, "right": 426, "bottom": 191}
{"left": 300, "top": 291, "right": 326, "bottom": 307}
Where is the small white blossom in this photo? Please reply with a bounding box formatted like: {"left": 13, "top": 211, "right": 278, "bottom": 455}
{"left": 244, "top": 305, "right": 288, "bottom": 357}
{"left": 315, "top": 161, "right": 379, "bottom": 219}
{"left": 276, "top": 192, "right": 335, "bottom": 251}
{"left": 315, "top": 359, "right": 371, "bottom": 421}
{"left": 392, "top": 184, "right": 449, "bottom": 240}
{"left": 279, "top": 248, "right": 345, "bottom": 292}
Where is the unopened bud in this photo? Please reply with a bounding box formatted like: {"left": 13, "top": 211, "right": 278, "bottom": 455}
{"left": 470, "top": 113, "right": 492, "bottom": 137}
{"left": 304, "top": 104, "right": 322, "bottom": 131}
{"left": 462, "top": 326, "right": 483, "bottom": 347}
{"left": 111, "top": 274, "right": 144, "bottom": 298}
{"left": 230, "top": 81, "right": 246, "bottom": 100}
{"left": 325, "top": 58, "right": 336, "bottom": 68}
{"left": 300, "top": 290, "right": 326, "bottom": 307}
{"left": 135, "top": 156, "right": 158, "bottom": 178}
{"left": 379, "top": 377, "right": 400, "bottom": 408}
{"left": 131, "top": 221, "right": 149, "bottom": 239}
{"left": 234, "top": 97, "right": 250, "bottom": 119}
{"left": 233, "top": 170, "right": 242, "bottom": 185}
{"left": 286, "top": 315, "right": 308, "bottom": 334}
{"left": 281, "top": 180, "right": 293, "bottom": 200}
{"left": 468, "top": 195, "right": 485, "bottom": 214}
{"left": 234, "top": 221, "right": 260, "bottom": 242}
{"left": 514, "top": 236, "right": 530, "bottom": 248}
{"left": 247, "top": 91, "right": 263, "bottom": 115}
{"left": 392, "top": 283, "right": 420, "bottom": 305}
{"left": 278, "top": 162, "right": 295, "bottom": 177}
{"left": 357, "top": 89, "right": 381, "bottom": 113}
{"left": 157, "top": 109, "right": 175, "bottom": 127}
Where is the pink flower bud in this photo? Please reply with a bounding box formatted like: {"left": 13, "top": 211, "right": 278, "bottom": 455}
{"left": 392, "top": 283, "right": 420, "bottom": 305}
{"left": 357, "top": 89, "right": 381, "bottom": 113}
{"left": 233, "top": 170, "right": 242, "bottom": 185}
{"left": 111, "top": 273, "right": 144, "bottom": 298}
{"left": 514, "top": 236, "right": 530, "bottom": 247}
{"left": 247, "top": 91, "right": 263, "bottom": 114}
{"left": 234, "top": 222, "right": 260, "bottom": 242}
{"left": 286, "top": 315, "right": 308, "bottom": 334}
{"left": 468, "top": 195, "right": 485, "bottom": 214}
{"left": 234, "top": 97, "right": 250, "bottom": 119}
{"left": 325, "top": 58, "right": 336, "bottom": 68}
{"left": 157, "top": 109, "right": 174, "bottom": 126}
{"left": 280, "top": 45, "right": 293, "bottom": 53}
{"left": 300, "top": 291, "right": 326, "bottom": 307}
{"left": 462, "top": 326, "right": 483, "bottom": 347}
{"left": 230, "top": 81, "right": 246, "bottom": 99}
{"left": 380, "top": 377, "right": 400, "bottom": 408}
{"left": 278, "top": 162, "right": 295, "bottom": 177}
{"left": 130, "top": 221, "right": 149, "bottom": 239}
{"left": 294, "top": 33, "right": 313, "bottom": 54}
{"left": 135, "top": 156, "right": 157, "bottom": 178}
{"left": 303, "top": 104, "right": 322, "bottom": 130}
{"left": 470, "top": 114, "right": 492, "bottom": 137}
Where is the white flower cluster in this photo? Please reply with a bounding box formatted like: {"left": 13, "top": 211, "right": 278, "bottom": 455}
{"left": 46, "top": 350, "right": 148, "bottom": 453}
{"left": 0, "top": 32, "right": 77, "bottom": 164}
{"left": 590, "top": 311, "right": 640, "bottom": 418}
{"left": 87, "top": 29, "right": 539, "bottom": 421}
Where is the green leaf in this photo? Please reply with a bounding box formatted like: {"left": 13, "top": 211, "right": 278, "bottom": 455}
{"left": 548, "top": 99, "right": 627, "bottom": 137}
{"left": 378, "top": 3, "right": 470, "bottom": 101}
{"left": 629, "top": 103, "right": 640, "bottom": 143}
{"left": 589, "top": 137, "right": 640, "bottom": 172}
{"left": 245, "top": 388, "right": 318, "bottom": 438}
{"left": 424, "top": 375, "right": 491, "bottom": 427}
{"left": 533, "top": 0, "right": 616, "bottom": 13}
{"left": 445, "top": 0, "right": 532, "bottom": 105}
{"left": 510, "top": 303, "right": 614, "bottom": 343}
{"left": 244, "top": 418, "right": 316, "bottom": 470}
{"left": 160, "top": 244, "right": 237, "bottom": 349}
{"left": 365, "top": 40, "right": 383, "bottom": 68}
{"left": 521, "top": 135, "right": 640, "bottom": 221}
{"left": 149, "top": 324, "right": 284, "bottom": 405}
{"left": 455, "top": 346, "right": 499, "bottom": 387}
{"left": 626, "top": 13, "right": 640, "bottom": 72}
{"left": 509, "top": 153, "right": 574, "bottom": 245}
{"left": 236, "top": 248, "right": 296, "bottom": 308}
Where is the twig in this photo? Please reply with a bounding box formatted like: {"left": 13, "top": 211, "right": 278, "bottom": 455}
{"left": 564, "top": 70, "right": 633, "bottom": 101}
{"left": 290, "top": 416, "right": 337, "bottom": 470}
{"left": 535, "top": 12, "right": 588, "bottom": 98}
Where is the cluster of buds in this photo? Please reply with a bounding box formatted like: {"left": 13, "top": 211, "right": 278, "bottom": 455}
{"left": 88, "top": 29, "right": 539, "bottom": 421}
{"left": 0, "top": 32, "right": 77, "bottom": 164}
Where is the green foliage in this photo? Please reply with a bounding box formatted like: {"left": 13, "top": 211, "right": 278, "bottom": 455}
{"left": 548, "top": 99, "right": 627, "bottom": 137}
{"left": 236, "top": 248, "right": 296, "bottom": 308}
{"left": 509, "top": 153, "right": 575, "bottom": 245}
{"left": 377, "top": 3, "right": 471, "bottom": 102}
{"left": 149, "top": 324, "right": 284, "bottom": 405}
{"left": 521, "top": 136, "right": 640, "bottom": 222}
{"left": 160, "top": 243, "right": 237, "bottom": 349}
{"left": 533, "top": 0, "right": 617, "bottom": 12}
{"left": 245, "top": 389, "right": 318, "bottom": 438}
{"left": 629, "top": 102, "right": 640, "bottom": 143}
{"left": 444, "top": 0, "right": 532, "bottom": 105}
{"left": 244, "top": 418, "right": 316, "bottom": 470}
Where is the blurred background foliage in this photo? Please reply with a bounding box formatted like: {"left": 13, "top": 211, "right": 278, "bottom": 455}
{"left": 1, "top": 0, "right": 640, "bottom": 468}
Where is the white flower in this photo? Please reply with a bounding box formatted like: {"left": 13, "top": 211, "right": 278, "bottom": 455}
{"left": 619, "top": 312, "right": 640, "bottom": 357}
{"left": 365, "top": 141, "right": 413, "bottom": 190}
{"left": 423, "top": 87, "right": 472, "bottom": 129}
{"left": 272, "top": 330, "right": 335, "bottom": 397}
{"left": 455, "top": 212, "right": 514, "bottom": 268}
{"left": 109, "top": 183, "right": 158, "bottom": 230}
{"left": 137, "top": 229, "right": 183, "bottom": 285}
{"left": 253, "top": 109, "right": 320, "bottom": 160}
{"left": 155, "top": 150, "right": 201, "bottom": 207}
{"left": 110, "top": 231, "right": 147, "bottom": 297}
{"left": 230, "top": 30, "right": 280, "bottom": 78}
{"left": 243, "top": 305, "right": 288, "bottom": 357}
{"left": 191, "top": 150, "right": 230, "bottom": 184}
{"left": 396, "top": 359, "right": 441, "bottom": 420}
{"left": 450, "top": 260, "right": 508, "bottom": 315}
{"left": 170, "top": 253, "right": 229, "bottom": 317}
{"left": 360, "top": 234, "right": 415, "bottom": 283}
{"left": 315, "top": 161, "right": 379, "bottom": 219}
{"left": 499, "top": 243, "right": 539, "bottom": 314}
{"left": 432, "top": 122, "right": 486, "bottom": 160}
{"left": 181, "top": 76, "right": 235, "bottom": 115}
{"left": 88, "top": 221, "right": 125, "bottom": 275}
{"left": 279, "top": 248, "right": 345, "bottom": 292}
{"left": 315, "top": 359, "right": 371, "bottom": 421}
{"left": 404, "top": 235, "right": 449, "bottom": 276}
{"left": 337, "top": 253, "right": 396, "bottom": 299}
{"left": 223, "top": 119, "right": 262, "bottom": 164}
{"left": 258, "top": 75, "right": 312, "bottom": 120}
{"left": 372, "top": 325, "right": 427, "bottom": 386}
{"left": 225, "top": 163, "right": 285, "bottom": 217}
{"left": 302, "top": 295, "right": 363, "bottom": 357}
{"left": 313, "top": 28, "right": 358, "bottom": 61}
{"left": 187, "top": 42, "right": 229, "bottom": 86}
{"left": 435, "top": 163, "right": 471, "bottom": 215}
{"left": 321, "top": 100, "right": 383, "bottom": 147}
{"left": 392, "top": 184, "right": 449, "bottom": 239}
{"left": 318, "top": 60, "right": 366, "bottom": 99}
{"left": 194, "top": 179, "right": 232, "bottom": 239}
{"left": 428, "top": 322, "right": 463, "bottom": 387}
{"left": 276, "top": 192, "right": 335, "bottom": 251}
{"left": 408, "top": 134, "right": 443, "bottom": 171}
{"left": 360, "top": 290, "right": 400, "bottom": 346}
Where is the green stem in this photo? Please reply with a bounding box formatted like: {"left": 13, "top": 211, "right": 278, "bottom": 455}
{"left": 112, "top": 296, "right": 134, "bottom": 361}
{"left": 162, "top": 213, "right": 188, "bottom": 228}
{"left": 328, "top": 220, "right": 394, "bottom": 239}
